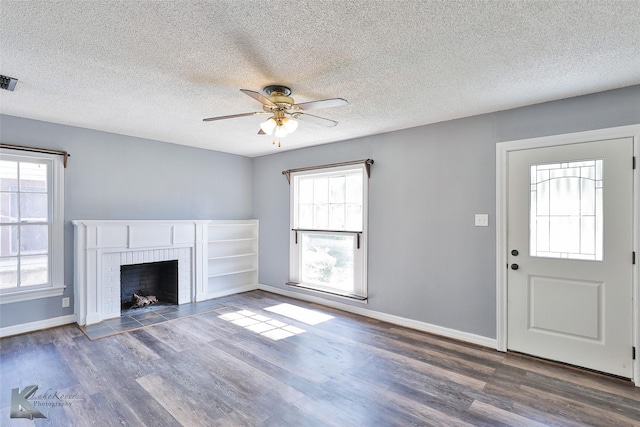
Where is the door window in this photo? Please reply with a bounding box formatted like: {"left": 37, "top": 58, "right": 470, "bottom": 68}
{"left": 530, "top": 159, "right": 603, "bottom": 261}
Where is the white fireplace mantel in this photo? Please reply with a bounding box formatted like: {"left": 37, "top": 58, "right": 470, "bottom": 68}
{"left": 73, "top": 220, "right": 209, "bottom": 325}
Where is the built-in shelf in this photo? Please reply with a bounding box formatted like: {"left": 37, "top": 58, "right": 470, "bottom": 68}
{"left": 205, "top": 220, "right": 258, "bottom": 298}
{"left": 209, "top": 237, "right": 257, "bottom": 243}
{"left": 208, "top": 268, "right": 257, "bottom": 278}
{"left": 208, "top": 253, "right": 257, "bottom": 261}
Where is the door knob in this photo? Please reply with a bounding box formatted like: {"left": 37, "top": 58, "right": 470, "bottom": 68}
{"left": 510, "top": 264, "right": 519, "bottom": 270}
{"left": 511, "top": 249, "right": 519, "bottom": 256}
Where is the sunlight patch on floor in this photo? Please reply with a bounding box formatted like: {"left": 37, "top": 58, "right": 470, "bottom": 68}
{"left": 264, "top": 303, "right": 334, "bottom": 325}
{"left": 218, "top": 309, "right": 305, "bottom": 340}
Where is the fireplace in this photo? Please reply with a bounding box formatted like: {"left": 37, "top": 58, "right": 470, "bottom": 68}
{"left": 73, "top": 219, "right": 257, "bottom": 326}
{"left": 120, "top": 260, "right": 178, "bottom": 311}
{"left": 73, "top": 220, "right": 209, "bottom": 325}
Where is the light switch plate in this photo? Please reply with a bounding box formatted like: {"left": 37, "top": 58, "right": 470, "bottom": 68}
{"left": 475, "top": 214, "right": 489, "bottom": 227}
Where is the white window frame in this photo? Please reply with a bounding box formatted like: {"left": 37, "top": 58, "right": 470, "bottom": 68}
{"left": 289, "top": 163, "right": 368, "bottom": 299}
{"left": 0, "top": 148, "right": 65, "bottom": 304}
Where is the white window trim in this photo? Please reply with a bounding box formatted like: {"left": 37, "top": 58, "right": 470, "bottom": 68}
{"left": 0, "top": 149, "right": 65, "bottom": 304}
{"left": 289, "top": 163, "right": 368, "bottom": 300}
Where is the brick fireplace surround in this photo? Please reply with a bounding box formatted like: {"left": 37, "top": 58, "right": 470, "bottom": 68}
{"left": 73, "top": 220, "right": 209, "bottom": 326}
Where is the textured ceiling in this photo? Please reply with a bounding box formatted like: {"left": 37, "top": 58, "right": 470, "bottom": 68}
{"left": 1, "top": 1, "right": 639, "bottom": 157}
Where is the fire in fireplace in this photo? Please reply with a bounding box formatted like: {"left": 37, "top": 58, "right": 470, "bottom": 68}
{"left": 120, "top": 260, "right": 178, "bottom": 312}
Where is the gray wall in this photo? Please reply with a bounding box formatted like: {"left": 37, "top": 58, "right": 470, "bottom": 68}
{"left": 0, "top": 115, "right": 253, "bottom": 328}
{"left": 252, "top": 85, "right": 640, "bottom": 339}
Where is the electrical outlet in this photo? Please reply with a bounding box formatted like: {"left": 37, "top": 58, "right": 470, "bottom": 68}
{"left": 62, "top": 297, "right": 70, "bottom": 308}
{"left": 475, "top": 214, "right": 489, "bottom": 227}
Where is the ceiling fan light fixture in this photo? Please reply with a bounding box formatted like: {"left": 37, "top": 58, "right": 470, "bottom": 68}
{"left": 283, "top": 117, "right": 298, "bottom": 133}
{"left": 260, "top": 117, "right": 277, "bottom": 135}
{"left": 262, "top": 116, "right": 298, "bottom": 138}
{"left": 274, "top": 123, "right": 289, "bottom": 138}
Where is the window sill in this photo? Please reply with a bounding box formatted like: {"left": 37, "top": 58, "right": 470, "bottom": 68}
{"left": 286, "top": 282, "right": 367, "bottom": 302}
{"left": 0, "top": 285, "right": 65, "bottom": 305}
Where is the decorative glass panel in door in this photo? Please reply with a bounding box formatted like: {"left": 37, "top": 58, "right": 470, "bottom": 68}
{"left": 530, "top": 159, "right": 603, "bottom": 261}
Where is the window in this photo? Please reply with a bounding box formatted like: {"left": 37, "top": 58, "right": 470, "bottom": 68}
{"left": 0, "top": 149, "right": 64, "bottom": 303}
{"left": 530, "top": 159, "right": 603, "bottom": 261}
{"left": 289, "top": 163, "right": 368, "bottom": 299}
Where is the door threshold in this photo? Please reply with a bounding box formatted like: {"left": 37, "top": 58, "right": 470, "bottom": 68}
{"left": 507, "top": 350, "right": 633, "bottom": 384}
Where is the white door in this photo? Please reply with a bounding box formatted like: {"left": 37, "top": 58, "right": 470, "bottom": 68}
{"left": 507, "top": 137, "right": 634, "bottom": 378}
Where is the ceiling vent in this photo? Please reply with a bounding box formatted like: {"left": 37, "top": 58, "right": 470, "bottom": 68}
{"left": 0, "top": 75, "right": 18, "bottom": 91}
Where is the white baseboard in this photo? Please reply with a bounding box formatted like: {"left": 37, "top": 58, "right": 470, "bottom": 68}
{"left": 258, "top": 284, "right": 497, "bottom": 349}
{"left": 0, "top": 314, "right": 76, "bottom": 338}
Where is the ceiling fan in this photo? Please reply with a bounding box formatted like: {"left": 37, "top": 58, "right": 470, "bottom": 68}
{"left": 203, "top": 85, "right": 348, "bottom": 146}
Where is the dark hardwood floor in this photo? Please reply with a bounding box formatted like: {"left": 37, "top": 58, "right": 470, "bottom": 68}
{"left": 2, "top": 290, "right": 640, "bottom": 426}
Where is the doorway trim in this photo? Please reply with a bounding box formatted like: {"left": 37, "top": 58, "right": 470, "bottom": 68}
{"left": 496, "top": 124, "right": 640, "bottom": 386}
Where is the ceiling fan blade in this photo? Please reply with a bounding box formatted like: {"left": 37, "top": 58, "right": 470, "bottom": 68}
{"left": 240, "top": 89, "right": 277, "bottom": 106}
{"left": 294, "top": 98, "right": 348, "bottom": 111}
{"left": 293, "top": 112, "right": 338, "bottom": 127}
{"left": 203, "top": 112, "right": 262, "bottom": 122}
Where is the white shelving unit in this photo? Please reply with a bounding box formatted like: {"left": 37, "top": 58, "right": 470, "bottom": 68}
{"left": 205, "top": 220, "right": 258, "bottom": 298}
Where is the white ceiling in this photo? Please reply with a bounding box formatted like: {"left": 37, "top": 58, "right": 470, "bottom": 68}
{"left": 1, "top": 1, "right": 639, "bottom": 157}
